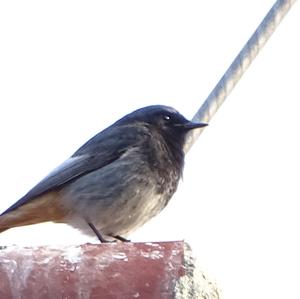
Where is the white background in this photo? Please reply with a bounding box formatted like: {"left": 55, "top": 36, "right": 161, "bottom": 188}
{"left": 0, "top": 1, "right": 299, "bottom": 298}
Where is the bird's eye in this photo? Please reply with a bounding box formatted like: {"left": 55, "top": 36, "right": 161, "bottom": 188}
{"left": 163, "top": 115, "right": 171, "bottom": 121}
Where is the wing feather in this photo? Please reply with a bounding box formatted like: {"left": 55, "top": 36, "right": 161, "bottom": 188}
{"left": 1, "top": 124, "right": 148, "bottom": 215}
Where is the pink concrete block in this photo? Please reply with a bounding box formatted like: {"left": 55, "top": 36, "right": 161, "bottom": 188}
{"left": 0, "top": 242, "right": 185, "bottom": 299}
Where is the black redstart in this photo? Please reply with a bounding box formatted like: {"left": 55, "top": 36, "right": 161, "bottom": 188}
{"left": 0, "top": 105, "right": 207, "bottom": 242}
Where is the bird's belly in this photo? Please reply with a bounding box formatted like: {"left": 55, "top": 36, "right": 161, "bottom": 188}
{"left": 59, "top": 161, "right": 176, "bottom": 237}
{"left": 65, "top": 185, "right": 169, "bottom": 237}
{"left": 99, "top": 188, "right": 168, "bottom": 236}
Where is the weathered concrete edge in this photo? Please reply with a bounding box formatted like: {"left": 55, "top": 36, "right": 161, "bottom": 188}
{"left": 174, "top": 242, "right": 221, "bottom": 299}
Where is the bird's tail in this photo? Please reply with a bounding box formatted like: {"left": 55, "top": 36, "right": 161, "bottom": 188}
{"left": 0, "top": 227, "right": 9, "bottom": 234}
{"left": 0, "top": 192, "right": 67, "bottom": 233}
{"left": 0, "top": 210, "right": 40, "bottom": 233}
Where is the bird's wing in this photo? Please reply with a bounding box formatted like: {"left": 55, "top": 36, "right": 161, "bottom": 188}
{"left": 1, "top": 124, "right": 148, "bottom": 215}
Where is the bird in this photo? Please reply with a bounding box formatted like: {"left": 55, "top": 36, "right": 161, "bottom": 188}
{"left": 0, "top": 105, "right": 207, "bottom": 242}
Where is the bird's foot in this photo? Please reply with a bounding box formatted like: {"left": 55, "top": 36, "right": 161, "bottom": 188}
{"left": 112, "top": 235, "right": 131, "bottom": 242}
{"left": 87, "top": 222, "right": 114, "bottom": 243}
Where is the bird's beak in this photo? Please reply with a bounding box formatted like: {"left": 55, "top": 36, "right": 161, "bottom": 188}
{"left": 181, "top": 121, "right": 208, "bottom": 130}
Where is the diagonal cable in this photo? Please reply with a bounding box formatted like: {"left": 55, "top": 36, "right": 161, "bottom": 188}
{"left": 185, "top": 0, "right": 297, "bottom": 152}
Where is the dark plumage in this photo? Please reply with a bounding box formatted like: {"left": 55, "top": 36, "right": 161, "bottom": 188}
{"left": 0, "top": 105, "right": 207, "bottom": 241}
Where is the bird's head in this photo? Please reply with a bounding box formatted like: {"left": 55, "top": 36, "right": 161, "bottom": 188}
{"left": 117, "top": 105, "right": 207, "bottom": 150}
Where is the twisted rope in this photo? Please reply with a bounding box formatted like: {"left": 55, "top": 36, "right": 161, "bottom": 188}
{"left": 185, "top": 0, "right": 297, "bottom": 152}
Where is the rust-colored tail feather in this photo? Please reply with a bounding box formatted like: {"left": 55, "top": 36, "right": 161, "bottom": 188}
{"left": 0, "top": 192, "right": 67, "bottom": 233}
{"left": 0, "top": 227, "right": 9, "bottom": 234}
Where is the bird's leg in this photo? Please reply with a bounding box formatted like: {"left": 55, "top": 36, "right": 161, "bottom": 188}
{"left": 87, "top": 222, "right": 112, "bottom": 243}
{"left": 112, "top": 235, "right": 131, "bottom": 242}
